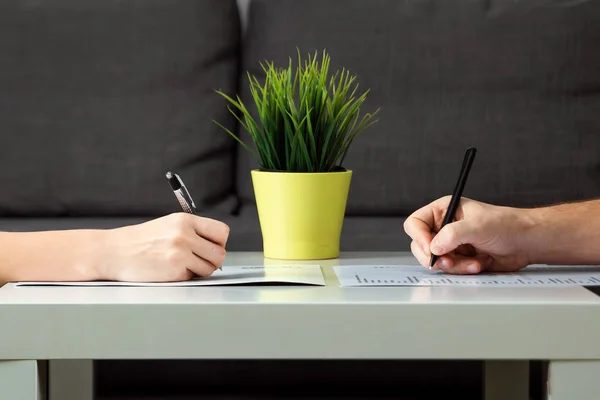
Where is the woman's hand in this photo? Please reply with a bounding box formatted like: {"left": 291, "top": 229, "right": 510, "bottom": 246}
{"left": 98, "top": 213, "right": 230, "bottom": 282}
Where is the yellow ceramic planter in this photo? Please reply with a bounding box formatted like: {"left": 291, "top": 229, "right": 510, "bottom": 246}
{"left": 251, "top": 169, "right": 352, "bottom": 260}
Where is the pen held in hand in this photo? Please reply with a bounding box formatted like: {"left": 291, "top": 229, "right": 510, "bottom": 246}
{"left": 165, "top": 171, "right": 223, "bottom": 271}
{"left": 429, "top": 147, "right": 477, "bottom": 269}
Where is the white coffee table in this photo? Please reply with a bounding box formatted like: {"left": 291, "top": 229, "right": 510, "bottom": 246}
{"left": 1, "top": 251, "right": 599, "bottom": 400}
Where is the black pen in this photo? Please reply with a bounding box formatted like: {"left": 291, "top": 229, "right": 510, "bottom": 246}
{"left": 166, "top": 171, "right": 222, "bottom": 271}
{"left": 429, "top": 147, "right": 477, "bottom": 268}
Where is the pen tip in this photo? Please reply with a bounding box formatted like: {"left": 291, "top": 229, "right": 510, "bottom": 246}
{"left": 165, "top": 171, "right": 173, "bottom": 179}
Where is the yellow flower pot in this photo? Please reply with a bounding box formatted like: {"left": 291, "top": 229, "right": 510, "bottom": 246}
{"left": 251, "top": 169, "right": 352, "bottom": 260}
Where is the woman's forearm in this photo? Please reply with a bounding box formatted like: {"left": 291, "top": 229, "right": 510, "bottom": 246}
{"left": 524, "top": 199, "right": 600, "bottom": 265}
{"left": 0, "top": 230, "right": 104, "bottom": 283}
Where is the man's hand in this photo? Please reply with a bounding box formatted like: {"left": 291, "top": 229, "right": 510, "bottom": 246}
{"left": 99, "top": 213, "right": 230, "bottom": 282}
{"left": 403, "top": 196, "right": 534, "bottom": 274}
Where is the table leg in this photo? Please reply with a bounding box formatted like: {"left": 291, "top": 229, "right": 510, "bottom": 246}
{"left": 483, "top": 360, "right": 529, "bottom": 400}
{"left": 49, "top": 360, "right": 94, "bottom": 400}
{"left": 0, "top": 360, "right": 47, "bottom": 400}
{"left": 547, "top": 360, "right": 600, "bottom": 400}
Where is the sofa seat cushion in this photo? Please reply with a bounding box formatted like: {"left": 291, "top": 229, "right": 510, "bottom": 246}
{"left": 0, "top": 209, "right": 411, "bottom": 253}
{"left": 0, "top": 0, "right": 240, "bottom": 217}
{"left": 236, "top": 0, "right": 600, "bottom": 216}
{"left": 0, "top": 217, "right": 152, "bottom": 232}
{"left": 0, "top": 214, "right": 257, "bottom": 250}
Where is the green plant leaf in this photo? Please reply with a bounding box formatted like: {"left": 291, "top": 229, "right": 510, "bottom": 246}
{"left": 213, "top": 49, "right": 379, "bottom": 172}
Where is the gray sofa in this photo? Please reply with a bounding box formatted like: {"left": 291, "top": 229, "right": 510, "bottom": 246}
{"left": 2, "top": 0, "right": 599, "bottom": 398}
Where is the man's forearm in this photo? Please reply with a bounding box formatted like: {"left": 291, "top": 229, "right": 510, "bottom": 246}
{"left": 523, "top": 199, "right": 600, "bottom": 265}
{"left": 0, "top": 230, "right": 104, "bottom": 283}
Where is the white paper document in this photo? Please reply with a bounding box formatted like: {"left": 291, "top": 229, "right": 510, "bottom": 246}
{"left": 15, "top": 265, "right": 325, "bottom": 287}
{"left": 333, "top": 264, "right": 600, "bottom": 287}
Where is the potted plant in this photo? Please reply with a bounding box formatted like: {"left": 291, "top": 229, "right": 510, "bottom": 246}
{"left": 214, "top": 49, "right": 379, "bottom": 260}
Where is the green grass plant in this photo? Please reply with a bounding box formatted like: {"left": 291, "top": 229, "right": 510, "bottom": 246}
{"left": 214, "top": 49, "right": 379, "bottom": 172}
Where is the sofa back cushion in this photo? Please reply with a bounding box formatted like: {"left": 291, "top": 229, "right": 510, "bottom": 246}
{"left": 0, "top": 0, "right": 240, "bottom": 217}
{"left": 236, "top": 0, "right": 600, "bottom": 216}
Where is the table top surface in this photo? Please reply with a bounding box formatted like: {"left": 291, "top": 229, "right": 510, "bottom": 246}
{"left": 2, "top": 252, "right": 600, "bottom": 360}
{"left": 1, "top": 251, "right": 599, "bottom": 305}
